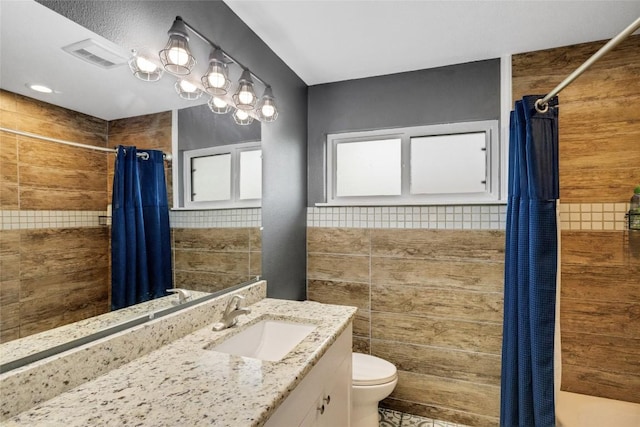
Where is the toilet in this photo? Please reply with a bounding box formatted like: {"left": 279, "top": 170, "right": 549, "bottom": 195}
{"left": 351, "top": 353, "right": 398, "bottom": 427}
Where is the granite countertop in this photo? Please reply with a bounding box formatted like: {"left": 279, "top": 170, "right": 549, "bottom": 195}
{"left": 3, "top": 299, "right": 357, "bottom": 427}
{"left": 0, "top": 290, "right": 210, "bottom": 366}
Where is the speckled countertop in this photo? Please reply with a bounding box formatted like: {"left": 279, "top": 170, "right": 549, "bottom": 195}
{"left": 3, "top": 299, "right": 357, "bottom": 427}
{"left": 0, "top": 290, "right": 210, "bottom": 366}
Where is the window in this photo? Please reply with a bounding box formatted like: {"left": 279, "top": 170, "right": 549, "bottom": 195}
{"left": 183, "top": 142, "right": 261, "bottom": 209}
{"left": 326, "top": 120, "right": 501, "bottom": 205}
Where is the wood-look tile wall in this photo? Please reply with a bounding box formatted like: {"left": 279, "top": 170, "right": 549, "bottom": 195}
{"left": 513, "top": 35, "right": 640, "bottom": 403}
{"left": 0, "top": 89, "right": 110, "bottom": 342}
{"left": 173, "top": 228, "right": 262, "bottom": 293}
{"left": 308, "top": 228, "right": 504, "bottom": 426}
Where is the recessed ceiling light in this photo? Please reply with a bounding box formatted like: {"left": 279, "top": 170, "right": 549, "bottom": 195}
{"left": 27, "top": 84, "right": 53, "bottom": 94}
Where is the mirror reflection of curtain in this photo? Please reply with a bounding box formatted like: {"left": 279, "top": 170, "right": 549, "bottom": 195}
{"left": 111, "top": 146, "right": 172, "bottom": 310}
{"left": 500, "top": 95, "right": 559, "bottom": 426}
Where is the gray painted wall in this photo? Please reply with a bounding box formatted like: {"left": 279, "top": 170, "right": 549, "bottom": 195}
{"left": 41, "top": 0, "right": 308, "bottom": 300}
{"left": 307, "top": 59, "right": 501, "bottom": 205}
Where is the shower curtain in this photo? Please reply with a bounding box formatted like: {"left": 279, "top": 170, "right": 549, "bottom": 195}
{"left": 500, "top": 96, "right": 559, "bottom": 426}
{"left": 111, "top": 145, "right": 172, "bottom": 310}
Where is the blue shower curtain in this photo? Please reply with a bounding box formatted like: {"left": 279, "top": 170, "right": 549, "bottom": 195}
{"left": 111, "top": 145, "right": 172, "bottom": 310}
{"left": 500, "top": 96, "right": 559, "bottom": 426}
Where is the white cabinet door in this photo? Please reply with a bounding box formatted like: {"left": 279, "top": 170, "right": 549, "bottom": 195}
{"left": 318, "top": 357, "right": 351, "bottom": 427}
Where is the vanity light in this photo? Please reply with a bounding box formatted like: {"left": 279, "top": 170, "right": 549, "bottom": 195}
{"left": 159, "top": 16, "right": 196, "bottom": 75}
{"left": 256, "top": 86, "right": 278, "bottom": 122}
{"left": 131, "top": 16, "right": 279, "bottom": 124}
{"left": 208, "top": 96, "right": 232, "bottom": 114}
{"left": 233, "top": 108, "right": 254, "bottom": 125}
{"left": 202, "top": 48, "right": 231, "bottom": 95}
{"left": 175, "top": 79, "right": 203, "bottom": 100}
{"left": 232, "top": 69, "right": 257, "bottom": 110}
{"left": 128, "top": 50, "right": 164, "bottom": 81}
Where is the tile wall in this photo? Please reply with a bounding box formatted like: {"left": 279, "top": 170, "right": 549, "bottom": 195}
{"left": 307, "top": 205, "right": 505, "bottom": 427}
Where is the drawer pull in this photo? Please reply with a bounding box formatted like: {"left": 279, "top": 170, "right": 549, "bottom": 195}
{"left": 323, "top": 395, "right": 331, "bottom": 405}
{"left": 318, "top": 404, "right": 325, "bottom": 415}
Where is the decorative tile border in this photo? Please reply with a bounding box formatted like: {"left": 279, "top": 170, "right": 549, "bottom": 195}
{"left": 378, "top": 408, "right": 470, "bottom": 427}
{"left": 307, "top": 205, "right": 507, "bottom": 230}
{"left": 0, "top": 210, "right": 106, "bottom": 230}
{"left": 558, "top": 203, "right": 630, "bottom": 231}
{"left": 169, "top": 208, "right": 261, "bottom": 228}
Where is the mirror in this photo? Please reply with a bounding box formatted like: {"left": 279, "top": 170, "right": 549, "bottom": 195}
{"left": 0, "top": 1, "right": 262, "bottom": 370}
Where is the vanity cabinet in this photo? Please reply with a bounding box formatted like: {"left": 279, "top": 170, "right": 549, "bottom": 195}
{"left": 265, "top": 324, "right": 352, "bottom": 427}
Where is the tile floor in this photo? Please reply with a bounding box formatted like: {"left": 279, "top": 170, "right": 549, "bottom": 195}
{"left": 378, "top": 408, "right": 469, "bottom": 427}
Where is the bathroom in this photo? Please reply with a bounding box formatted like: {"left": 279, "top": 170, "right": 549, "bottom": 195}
{"left": 1, "top": 1, "right": 639, "bottom": 426}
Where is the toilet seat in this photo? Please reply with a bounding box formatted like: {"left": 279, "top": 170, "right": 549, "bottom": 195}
{"left": 352, "top": 353, "right": 397, "bottom": 386}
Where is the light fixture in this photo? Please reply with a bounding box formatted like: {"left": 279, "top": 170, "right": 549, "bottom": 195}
{"left": 233, "top": 108, "right": 254, "bottom": 125}
{"left": 232, "top": 69, "right": 257, "bottom": 110}
{"left": 128, "top": 49, "right": 164, "bottom": 81}
{"left": 201, "top": 48, "right": 231, "bottom": 95}
{"left": 131, "top": 16, "right": 279, "bottom": 125}
{"left": 175, "top": 79, "right": 203, "bottom": 100}
{"left": 208, "top": 96, "right": 232, "bottom": 114}
{"left": 256, "top": 86, "right": 278, "bottom": 122}
{"left": 159, "top": 16, "right": 196, "bottom": 75}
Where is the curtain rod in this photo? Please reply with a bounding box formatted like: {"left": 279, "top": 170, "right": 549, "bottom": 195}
{"left": 536, "top": 16, "right": 640, "bottom": 112}
{"left": 0, "top": 127, "right": 173, "bottom": 161}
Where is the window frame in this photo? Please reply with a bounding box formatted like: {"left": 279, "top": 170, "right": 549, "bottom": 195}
{"left": 183, "top": 141, "right": 261, "bottom": 209}
{"left": 325, "top": 120, "right": 502, "bottom": 206}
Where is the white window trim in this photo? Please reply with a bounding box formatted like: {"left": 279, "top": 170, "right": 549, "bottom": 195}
{"left": 183, "top": 141, "right": 261, "bottom": 209}
{"left": 323, "top": 120, "right": 503, "bottom": 206}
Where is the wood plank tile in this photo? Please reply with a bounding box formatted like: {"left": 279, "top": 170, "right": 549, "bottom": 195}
{"left": 390, "top": 371, "right": 500, "bottom": 418}
{"left": 307, "top": 279, "right": 370, "bottom": 309}
{"left": 307, "top": 253, "right": 369, "bottom": 282}
{"left": 562, "top": 331, "right": 640, "bottom": 376}
{"left": 18, "top": 137, "right": 108, "bottom": 172}
{"left": 107, "top": 128, "right": 172, "bottom": 150}
{"left": 16, "top": 114, "right": 107, "bottom": 149}
{"left": 562, "top": 264, "right": 640, "bottom": 303}
{"left": 371, "top": 339, "right": 501, "bottom": 385}
{"left": 21, "top": 228, "right": 109, "bottom": 253}
{"left": 173, "top": 228, "right": 250, "bottom": 251}
{"left": 249, "top": 251, "right": 261, "bottom": 276}
{"left": 0, "top": 302, "right": 20, "bottom": 332}
{"left": 372, "top": 284, "right": 503, "bottom": 323}
{"left": 20, "top": 249, "right": 109, "bottom": 281}
{"left": 174, "top": 250, "right": 249, "bottom": 275}
{"left": 0, "top": 280, "right": 20, "bottom": 306}
{"left": 352, "top": 308, "right": 370, "bottom": 337}
{"left": 173, "top": 270, "right": 249, "bottom": 293}
{"left": 19, "top": 188, "right": 107, "bottom": 211}
{"left": 0, "top": 326, "right": 20, "bottom": 344}
{"left": 0, "top": 182, "right": 18, "bottom": 208}
{"left": 0, "top": 230, "right": 20, "bottom": 256}
{"left": 562, "top": 363, "right": 640, "bottom": 404}
{"left": 0, "top": 89, "right": 17, "bottom": 112}
{"left": 248, "top": 228, "right": 261, "bottom": 251}
{"left": 108, "top": 112, "right": 172, "bottom": 136}
{"left": 352, "top": 336, "right": 370, "bottom": 354}
{"left": 20, "top": 268, "right": 109, "bottom": 302}
{"left": 561, "top": 298, "right": 639, "bottom": 339}
{"left": 561, "top": 231, "right": 627, "bottom": 266}
{"left": 19, "top": 164, "right": 106, "bottom": 192}
{"left": 372, "top": 311, "right": 502, "bottom": 354}
{"left": 0, "top": 254, "right": 19, "bottom": 282}
{"left": 372, "top": 229, "right": 505, "bottom": 262}
{"left": 307, "top": 227, "right": 370, "bottom": 255}
{"left": 372, "top": 257, "right": 504, "bottom": 292}
{"left": 382, "top": 397, "right": 499, "bottom": 427}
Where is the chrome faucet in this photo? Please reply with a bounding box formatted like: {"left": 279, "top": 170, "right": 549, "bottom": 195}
{"left": 213, "top": 295, "right": 251, "bottom": 331}
{"left": 166, "top": 288, "right": 191, "bottom": 304}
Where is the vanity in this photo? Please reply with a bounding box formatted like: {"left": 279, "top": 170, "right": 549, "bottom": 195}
{"left": 0, "top": 281, "right": 356, "bottom": 426}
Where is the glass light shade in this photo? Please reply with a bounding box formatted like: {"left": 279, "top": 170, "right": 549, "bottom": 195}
{"left": 159, "top": 18, "right": 195, "bottom": 75}
{"left": 201, "top": 49, "right": 231, "bottom": 95}
{"left": 174, "top": 79, "right": 203, "bottom": 100}
{"left": 233, "top": 108, "right": 254, "bottom": 125}
{"left": 232, "top": 69, "right": 257, "bottom": 110}
{"left": 256, "top": 86, "right": 278, "bottom": 122}
{"left": 208, "top": 96, "right": 231, "bottom": 114}
{"left": 129, "top": 50, "right": 163, "bottom": 82}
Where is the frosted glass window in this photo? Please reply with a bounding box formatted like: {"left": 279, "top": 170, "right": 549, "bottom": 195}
{"left": 336, "top": 139, "right": 401, "bottom": 197}
{"left": 191, "top": 153, "right": 231, "bottom": 202}
{"left": 239, "top": 149, "right": 262, "bottom": 200}
{"left": 411, "top": 132, "right": 487, "bottom": 194}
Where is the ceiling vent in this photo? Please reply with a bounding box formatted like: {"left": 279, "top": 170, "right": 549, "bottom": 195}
{"left": 62, "top": 39, "right": 128, "bottom": 69}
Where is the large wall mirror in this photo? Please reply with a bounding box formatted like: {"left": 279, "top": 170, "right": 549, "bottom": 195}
{"left": 0, "top": 1, "right": 263, "bottom": 370}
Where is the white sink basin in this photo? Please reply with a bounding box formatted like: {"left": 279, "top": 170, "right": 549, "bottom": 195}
{"left": 208, "top": 318, "right": 316, "bottom": 361}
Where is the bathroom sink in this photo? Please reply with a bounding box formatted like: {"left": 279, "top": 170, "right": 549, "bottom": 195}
{"left": 206, "top": 318, "right": 316, "bottom": 361}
